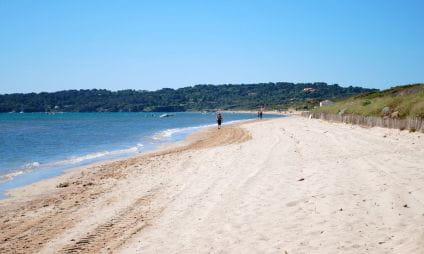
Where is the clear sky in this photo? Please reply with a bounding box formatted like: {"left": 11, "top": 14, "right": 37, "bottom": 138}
{"left": 0, "top": 0, "right": 423, "bottom": 93}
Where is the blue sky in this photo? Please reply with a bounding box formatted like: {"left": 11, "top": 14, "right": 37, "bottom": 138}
{"left": 0, "top": 0, "right": 423, "bottom": 93}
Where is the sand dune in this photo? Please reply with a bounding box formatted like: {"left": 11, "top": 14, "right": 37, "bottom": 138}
{"left": 1, "top": 117, "right": 424, "bottom": 253}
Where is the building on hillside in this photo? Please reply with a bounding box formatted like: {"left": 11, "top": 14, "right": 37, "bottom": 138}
{"left": 319, "top": 100, "right": 334, "bottom": 107}
{"left": 303, "top": 87, "right": 317, "bottom": 92}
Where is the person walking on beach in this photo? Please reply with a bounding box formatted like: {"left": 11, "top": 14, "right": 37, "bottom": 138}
{"left": 216, "top": 112, "right": 223, "bottom": 129}
{"left": 258, "top": 105, "right": 264, "bottom": 119}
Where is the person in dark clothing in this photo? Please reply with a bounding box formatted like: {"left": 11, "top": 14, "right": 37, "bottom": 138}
{"left": 216, "top": 112, "right": 223, "bottom": 129}
{"left": 258, "top": 106, "right": 264, "bottom": 119}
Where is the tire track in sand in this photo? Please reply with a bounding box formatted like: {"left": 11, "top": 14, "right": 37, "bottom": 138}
{"left": 60, "top": 194, "right": 156, "bottom": 254}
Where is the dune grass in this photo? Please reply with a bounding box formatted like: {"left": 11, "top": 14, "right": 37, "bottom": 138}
{"left": 313, "top": 84, "right": 424, "bottom": 118}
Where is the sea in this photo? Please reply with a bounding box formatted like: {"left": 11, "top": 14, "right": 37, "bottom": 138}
{"left": 0, "top": 112, "right": 283, "bottom": 198}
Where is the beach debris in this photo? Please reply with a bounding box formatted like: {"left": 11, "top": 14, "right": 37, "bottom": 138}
{"left": 403, "top": 204, "right": 409, "bottom": 208}
{"left": 83, "top": 182, "right": 94, "bottom": 187}
{"left": 339, "top": 208, "right": 343, "bottom": 211}
{"left": 298, "top": 178, "right": 305, "bottom": 181}
{"left": 57, "top": 182, "right": 69, "bottom": 188}
{"left": 378, "top": 241, "right": 385, "bottom": 245}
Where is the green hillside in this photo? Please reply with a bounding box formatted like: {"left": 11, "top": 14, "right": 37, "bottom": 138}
{"left": 313, "top": 84, "right": 424, "bottom": 118}
{"left": 0, "top": 82, "right": 375, "bottom": 112}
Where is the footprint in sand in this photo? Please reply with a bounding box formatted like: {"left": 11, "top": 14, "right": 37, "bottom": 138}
{"left": 286, "top": 200, "right": 300, "bottom": 207}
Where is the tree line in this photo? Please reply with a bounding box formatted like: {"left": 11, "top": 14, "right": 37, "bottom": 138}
{"left": 0, "top": 82, "right": 376, "bottom": 112}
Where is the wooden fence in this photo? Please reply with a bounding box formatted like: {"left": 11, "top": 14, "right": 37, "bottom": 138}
{"left": 301, "top": 112, "right": 424, "bottom": 133}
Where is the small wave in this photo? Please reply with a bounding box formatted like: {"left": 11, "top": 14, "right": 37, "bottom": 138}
{"left": 23, "top": 161, "right": 41, "bottom": 169}
{"left": 0, "top": 162, "right": 40, "bottom": 183}
{"left": 0, "top": 146, "right": 144, "bottom": 183}
{"left": 0, "top": 170, "right": 26, "bottom": 182}
{"left": 136, "top": 143, "right": 144, "bottom": 152}
{"left": 152, "top": 124, "right": 214, "bottom": 141}
{"left": 48, "top": 147, "right": 140, "bottom": 167}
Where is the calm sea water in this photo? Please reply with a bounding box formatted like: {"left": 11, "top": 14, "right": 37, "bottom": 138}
{"left": 0, "top": 112, "right": 282, "bottom": 197}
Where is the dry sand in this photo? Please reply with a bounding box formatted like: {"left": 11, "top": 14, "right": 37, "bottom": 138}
{"left": 1, "top": 116, "right": 424, "bottom": 253}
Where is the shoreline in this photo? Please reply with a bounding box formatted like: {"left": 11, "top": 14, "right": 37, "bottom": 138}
{"left": 0, "top": 120, "right": 253, "bottom": 253}
{"left": 1, "top": 120, "right": 254, "bottom": 200}
{"left": 2, "top": 116, "right": 423, "bottom": 253}
{"left": 0, "top": 115, "right": 261, "bottom": 199}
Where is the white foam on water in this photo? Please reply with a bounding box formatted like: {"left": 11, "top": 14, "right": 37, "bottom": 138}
{"left": 24, "top": 161, "right": 40, "bottom": 169}
{"left": 0, "top": 146, "right": 144, "bottom": 183}
{"left": 136, "top": 143, "right": 144, "bottom": 151}
{"left": 48, "top": 147, "right": 140, "bottom": 167}
{"left": 152, "top": 124, "right": 214, "bottom": 141}
{"left": 0, "top": 170, "right": 25, "bottom": 183}
{"left": 0, "top": 162, "right": 40, "bottom": 183}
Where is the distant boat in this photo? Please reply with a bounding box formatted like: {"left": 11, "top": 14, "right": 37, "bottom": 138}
{"left": 159, "top": 113, "right": 174, "bottom": 118}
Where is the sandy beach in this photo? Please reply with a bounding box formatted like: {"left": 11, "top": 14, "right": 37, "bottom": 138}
{"left": 1, "top": 116, "right": 424, "bottom": 254}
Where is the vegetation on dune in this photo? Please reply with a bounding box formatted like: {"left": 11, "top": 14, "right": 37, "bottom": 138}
{"left": 313, "top": 84, "right": 424, "bottom": 118}
{"left": 0, "top": 82, "right": 375, "bottom": 112}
